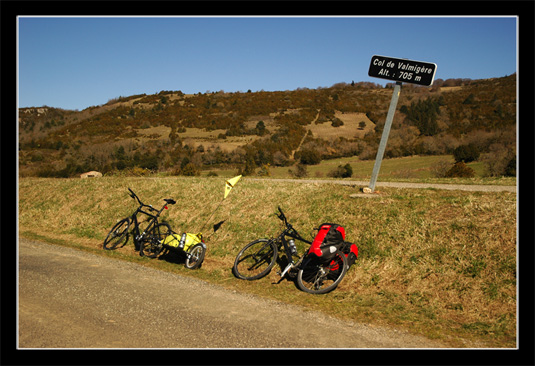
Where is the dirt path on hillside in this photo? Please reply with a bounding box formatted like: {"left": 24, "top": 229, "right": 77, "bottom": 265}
{"left": 290, "top": 110, "right": 320, "bottom": 160}
{"left": 18, "top": 238, "right": 446, "bottom": 350}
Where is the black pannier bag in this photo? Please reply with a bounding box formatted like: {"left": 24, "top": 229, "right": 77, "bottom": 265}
{"left": 309, "top": 223, "right": 346, "bottom": 262}
{"left": 341, "top": 241, "right": 358, "bottom": 268}
{"left": 308, "top": 223, "right": 359, "bottom": 268}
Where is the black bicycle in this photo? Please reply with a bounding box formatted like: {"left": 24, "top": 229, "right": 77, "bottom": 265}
{"left": 232, "top": 207, "right": 348, "bottom": 294}
{"left": 103, "top": 188, "right": 176, "bottom": 258}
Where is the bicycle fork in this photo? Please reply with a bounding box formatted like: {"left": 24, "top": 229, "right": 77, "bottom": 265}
{"left": 279, "top": 263, "right": 295, "bottom": 278}
{"left": 278, "top": 255, "right": 304, "bottom": 279}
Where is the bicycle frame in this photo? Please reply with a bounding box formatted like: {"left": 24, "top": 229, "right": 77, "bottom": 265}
{"left": 272, "top": 207, "right": 311, "bottom": 278}
{"left": 127, "top": 188, "right": 175, "bottom": 248}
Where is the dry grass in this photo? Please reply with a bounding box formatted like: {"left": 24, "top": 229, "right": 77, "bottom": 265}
{"left": 18, "top": 177, "right": 517, "bottom": 347}
{"left": 307, "top": 112, "right": 374, "bottom": 139}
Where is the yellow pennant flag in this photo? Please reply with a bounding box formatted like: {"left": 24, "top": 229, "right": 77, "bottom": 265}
{"left": 224, "top": 175, "right": 242, "bottom": 199}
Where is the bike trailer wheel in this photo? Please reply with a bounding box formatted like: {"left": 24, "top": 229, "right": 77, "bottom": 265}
{"left": 185, "top": 243, "right": 206, "bottom": 270}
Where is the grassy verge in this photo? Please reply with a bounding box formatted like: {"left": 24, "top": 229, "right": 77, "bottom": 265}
{"left": 18, "top": 176, "right": 517, "bottom": 348}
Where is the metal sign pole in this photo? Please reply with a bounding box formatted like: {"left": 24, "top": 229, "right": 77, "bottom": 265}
{"left": 368, "top": 81, "right": 402, "bottom": 192}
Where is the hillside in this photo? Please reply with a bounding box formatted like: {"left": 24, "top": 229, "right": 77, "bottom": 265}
{"left": 18, "top": 75, "right": 516, "bottom": 178}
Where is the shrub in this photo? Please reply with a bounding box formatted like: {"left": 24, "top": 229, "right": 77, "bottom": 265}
{"left": 445, "top": 162, "right": 475, "bottom": 178}
{"left": 257, "top": 164, "right": 271, "bottom": 177}
{"left": 180, "top": 163, "right": 200, "bottom": 176}
{"left": 430, "top": 160, "right": 452, "bottom": 178}
{"left": 289, "top": 164, "right": 308, "bottom": 178}
{"left": 328, "top": 163, "right": 353, "bottom": 178}
{"left": 481, "top": 143, "right": 516, "bottom": 177}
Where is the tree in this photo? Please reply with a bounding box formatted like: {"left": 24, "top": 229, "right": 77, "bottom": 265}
{"left": 299, "top": 148, "right": 321, "bottom": 165}
{"left": 331, "top": 118, "right": 344, "bottom": 127}
{"left": 453, "top": 144, "right": 480, "bottom": 163}
{"left": 400, "top": 97, "right": 441, "bottom": 136}
{"left": 255, "top": 120, "right": 267, "bottom": 136}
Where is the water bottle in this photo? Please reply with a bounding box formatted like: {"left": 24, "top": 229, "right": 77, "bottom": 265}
{"left": 178, "top": 233, "right": 187, "bottom": 250}
{"left": 289, "top": 239, "right": 297, "bottom": 255}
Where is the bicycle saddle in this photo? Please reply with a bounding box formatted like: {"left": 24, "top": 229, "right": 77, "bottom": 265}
{"left": 165, "top": 199, "right": 176, "bottom": 205}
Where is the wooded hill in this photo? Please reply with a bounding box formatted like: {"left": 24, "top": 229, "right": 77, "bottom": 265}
{"left": 18, "top": 74, "right": 516, "bottom": 178}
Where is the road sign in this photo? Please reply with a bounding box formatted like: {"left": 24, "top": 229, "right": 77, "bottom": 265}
{"left": 368, "top": 55, "right": 437, "bottom": 86}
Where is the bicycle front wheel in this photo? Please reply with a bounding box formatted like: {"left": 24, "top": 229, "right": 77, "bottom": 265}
{"left": 233, "top": 239, "right": 278, "bottom": 280}
{"left": 140, "top": 222, "right": 171, "bottom": 258}
{"left": 103, "top": 218, "right": 131, "bottom": 250}
{"left": 297, "top": 251, "right": 348, "bottom": 294}
{"left": 185, "top": 243, "right": 206, "bottom": 270}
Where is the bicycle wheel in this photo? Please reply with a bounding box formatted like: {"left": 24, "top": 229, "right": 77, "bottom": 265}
{"left": 233, "top": 239, "right": 278, "bottom": 280}
{"left": 185, "top": 243, "right": 206, "bottom": 270}
{"left": 296, "top": 251, "right": 348, "bottom": 294}
{"left": 140, "top": 222, "right": 171, "bottom": 258}
{"left": 103, "top": 218, "right": 131, "bottom": 250}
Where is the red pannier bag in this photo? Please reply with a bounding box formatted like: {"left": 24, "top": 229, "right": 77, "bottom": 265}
{"left": 308, "top": 223, "right": 358, "bottom": 268}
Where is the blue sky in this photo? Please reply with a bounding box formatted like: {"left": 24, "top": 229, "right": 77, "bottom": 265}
{"left": 18, "top": 16, "right": 517, "bottom": 111}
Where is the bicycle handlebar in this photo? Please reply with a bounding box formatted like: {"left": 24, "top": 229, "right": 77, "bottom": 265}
{"left": 276, "top": 206, "right": 312, "bottom": 244}
{"left": 277, "top": 206, "right": 289, "bottom": 226}
{"left": 128, "top": 188, "right": 175, "bottom": 213}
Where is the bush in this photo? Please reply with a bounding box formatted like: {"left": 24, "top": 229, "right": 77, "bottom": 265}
{"left": 180, "top": 163, "right": 200, "bottom": 176}
{"left": 289, "top": 164, "right": 308, "bottom": 178}
{"left": 504, "top": 156, "right": 516, "bottom": 177}
{"left": 328, "top": 163, "right": 353, "bottom": 178}
{"left": 430, "top": 160, "right": 452, "bottom": 178}
{"left": 445, "top": 162, "right": 475, "bottom": 178}
{"left": 481, "top": 143, "right": 516, "bottom": 177}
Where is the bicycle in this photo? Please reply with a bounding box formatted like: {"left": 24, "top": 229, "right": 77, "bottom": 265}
{"left": 138, "top": 207, "right": 227, "bottom": 270}
{"left": 102, "top": 188, "right": 176, "bottom": 258}
{"left": 232, "top": 207, "right": 348, "bottom": 294}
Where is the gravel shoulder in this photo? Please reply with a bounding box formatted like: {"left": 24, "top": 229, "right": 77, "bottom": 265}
{"left": 18, "top": 237, "right": 446, "bottom": 350}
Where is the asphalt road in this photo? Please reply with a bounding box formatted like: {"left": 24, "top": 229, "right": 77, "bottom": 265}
{"left": 18, "top": 237, "right": 445, "bottom": 349}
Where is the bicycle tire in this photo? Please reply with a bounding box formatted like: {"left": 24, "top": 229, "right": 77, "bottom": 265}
{"left": 185, "top": 243, "right": 206, "bottom": 270}
{"left": 296, "top": 250, "right": 348, "bottom": 294}
{"left": 233, "top": 239, "right": 278, "bottom": 281}
{"left": 139, "top": 222, "right": 171, "bottom": 258}
{"left": 103, "top": 218, "right": 131, "bottom": 250}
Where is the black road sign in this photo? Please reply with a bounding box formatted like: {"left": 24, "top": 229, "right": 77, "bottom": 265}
{"left": 368, "top": 55, "right": 437, "bottom": 86}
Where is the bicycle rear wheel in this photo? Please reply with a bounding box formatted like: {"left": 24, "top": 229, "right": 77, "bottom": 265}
{"left": 103, "top": 218, "right": 131, "bottom": 250}
{"left": 296, "top": 251, "right": 348, "bottom": 294}
{"left": 233, "top": 239, "right": 278, "bottom": 280}
{"left": 140, "top": 222, "right": 171, "bottom": 258}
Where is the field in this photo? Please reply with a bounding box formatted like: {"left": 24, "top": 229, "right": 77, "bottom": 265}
{"left": 18, "top": 175, "right": 517, "bottom": 348}
{"left": 205, "top": 154, "right": 511, "bottom": 184}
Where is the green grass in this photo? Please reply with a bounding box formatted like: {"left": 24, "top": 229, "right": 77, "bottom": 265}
{"left": 203, "top": 155, "right": 516, "bottom": 186}
{"left": 18, "top": 175, "right": 517, "bottom": 348}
